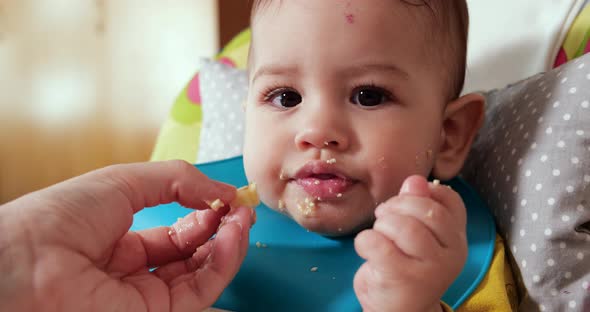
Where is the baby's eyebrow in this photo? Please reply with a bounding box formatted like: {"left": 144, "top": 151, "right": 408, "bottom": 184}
{"left": 342, "top": 63, "right": 410, "bottom": 80}
{"left": 251, "top": 63, "right": 409, "bottom": 82}
{"left": 251, "top": 64, "right": 300, "bottom": 83}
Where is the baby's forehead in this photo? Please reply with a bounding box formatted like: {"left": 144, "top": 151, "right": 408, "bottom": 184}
{"left": 249, "top": 1, "right": 440, "bottom": 60}
{"left": 251, "top": 0, "right": 446, "bottom": 30}
{"left": 250, "top": 0, "right": 456, "bottom": 59}
{"left": 249, "top": 1, "right": 463, "bottom": 98}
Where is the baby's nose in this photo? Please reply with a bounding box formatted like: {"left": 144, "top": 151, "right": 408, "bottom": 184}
{"left": 294, "top": 113, "right": 350, "bottom": 151}
{"left": 295, "top": 129, "right": 346, "bottom": 150}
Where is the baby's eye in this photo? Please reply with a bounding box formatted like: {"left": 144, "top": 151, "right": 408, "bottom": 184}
{"left": 269, "top": 90, "right": 302, "bottom": 108}
{"left": 351, "top": 87, "right": 391, "bottom": 107}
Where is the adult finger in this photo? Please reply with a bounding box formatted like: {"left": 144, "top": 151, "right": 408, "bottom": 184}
{"left": 24, "top": 160, "right": 236, "bottom": 262}
{"left": 104, "top": 206, "right": 233, "bottom": 274}
{"left": 165, "top": 205, "right": 253, "bottom": 311}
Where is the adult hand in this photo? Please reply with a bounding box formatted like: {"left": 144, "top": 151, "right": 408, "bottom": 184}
{"left": 0, "top": 160, "right": 255, "bottom": 312}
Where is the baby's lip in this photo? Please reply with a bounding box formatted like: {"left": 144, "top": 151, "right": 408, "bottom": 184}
{"left": 292, "top": 160, "right": 353, "bottom": 181}
{"left": 290, "top": 161, "right": 357, "bottom": 199}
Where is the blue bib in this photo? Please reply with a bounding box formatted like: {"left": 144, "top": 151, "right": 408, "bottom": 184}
{"left": 132, "top": 156, "right": 496, "bottom": 311}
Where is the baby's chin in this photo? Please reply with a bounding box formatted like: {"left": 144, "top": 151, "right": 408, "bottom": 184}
{"left": 269, "top": 202, "right": 374, "bottom": 237}
{"left": 257, "top": 182, "right": 377, "bottom": 236}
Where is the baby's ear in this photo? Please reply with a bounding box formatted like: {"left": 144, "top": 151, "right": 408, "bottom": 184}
{"left": 432, "top": 92, "right": 484, "bottom": 180}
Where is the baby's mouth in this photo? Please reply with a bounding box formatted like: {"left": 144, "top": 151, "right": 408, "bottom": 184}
{"left": 290, "top": 161, "right": 356, "bottom": 199}
{"left": 296, "top": 176, "right": 353, "bottom": 199}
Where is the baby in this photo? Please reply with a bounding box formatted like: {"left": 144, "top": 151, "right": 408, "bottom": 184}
{"left": 239, "top": 0, "right": 516, "bottom": 311}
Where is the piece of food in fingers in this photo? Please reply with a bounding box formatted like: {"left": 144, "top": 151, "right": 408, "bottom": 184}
{"left": 207, "top": 199, "right": 224, "bottom": 211}
{"left": 230, "top": 183, "right": 260, "bottom": 208}
{"left": 206, "top": 183, "right": 259, "bottom": 211}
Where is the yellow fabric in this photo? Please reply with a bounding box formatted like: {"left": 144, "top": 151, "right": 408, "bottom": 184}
{"left": 217, "top": 29, "right": 251, "bottom": 69}
{"left": 441, "top": 302, "right": 454, "bottom": 312}
{"left": 443, "top": 235, "right": 518, "bottom": 312}
{"left": 563, "top": 4, "right": 590, "bottom": 59}
{"left": 150, "top": 119, "right": 202, "bottom": 163}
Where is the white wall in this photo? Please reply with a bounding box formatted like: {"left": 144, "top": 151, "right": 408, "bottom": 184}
{"left": 0, "top": 0, "right": 219, "bottom": 129}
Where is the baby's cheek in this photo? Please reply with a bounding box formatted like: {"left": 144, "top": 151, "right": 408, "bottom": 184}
{"left": 243, "top": 142, "right": 280, "bottom": 210}
{"left": 369, "top": 164, "right": 408, "bottom": 204}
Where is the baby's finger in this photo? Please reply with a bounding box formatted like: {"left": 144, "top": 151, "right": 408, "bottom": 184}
{"left": 374, "top": 196, "right": 454, "bottom": 248}
{"left": 427, "top": 182, "right": 467, "bottom": 229}
{"left": 355, "top": 229, "right": 412, "bottom": 270}
{"left": 398, "top": 175, "right": 430, "bottom": 197}
{"left": 374, "top": 175, "right": 430, "bottom": 217}
{"left": 373, "top": 212, "right": 442, "bottom": 260}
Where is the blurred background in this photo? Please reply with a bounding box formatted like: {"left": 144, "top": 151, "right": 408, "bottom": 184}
{"left": 0, "top": 0, "right": 250, "bottom": 204}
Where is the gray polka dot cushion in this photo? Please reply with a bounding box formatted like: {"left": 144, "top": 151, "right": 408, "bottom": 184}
{"left": 462, "top": 53, "right": 590, "bottom": 311}
{"left": 196, "top": 60, "right": 248, "bottom": 163}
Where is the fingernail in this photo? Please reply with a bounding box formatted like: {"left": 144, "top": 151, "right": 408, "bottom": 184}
{"left": 400, "top": 180, "right": 411, "bottom": 194}
{"left": 222, "top": 211, "right": 244, "bottom": 241}
{"left": 374, "top": 203, "right": 384, "bottom": 216}
{"left": 195, "top": 210, "right": 206, "bottom": 226}
{"left": 250, "top": 208, "right": 257, "bottom": 227}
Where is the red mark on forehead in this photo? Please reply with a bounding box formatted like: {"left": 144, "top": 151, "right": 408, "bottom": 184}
{"left": 345, "top": 14, "right": 355, "bottom": 24}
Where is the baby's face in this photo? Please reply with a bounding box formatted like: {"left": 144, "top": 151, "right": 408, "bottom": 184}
{"left": 244, "top": 0, "right": 448, "bottom": 235}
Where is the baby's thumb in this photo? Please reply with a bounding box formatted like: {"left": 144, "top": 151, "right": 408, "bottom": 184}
{"left": 398, "top": 175, "right": 430, "bottom": 197}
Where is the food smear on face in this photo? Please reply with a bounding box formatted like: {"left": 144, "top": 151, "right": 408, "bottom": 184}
{"left": 278, "top": 199, "right": 285, "bottom": 211}
{"left": 297, "top": 197, "right": 318, "bottom": 216}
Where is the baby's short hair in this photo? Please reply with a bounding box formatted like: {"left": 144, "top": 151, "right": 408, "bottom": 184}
{"left": 250, "top": 0, "right": 469, "bottom": 100}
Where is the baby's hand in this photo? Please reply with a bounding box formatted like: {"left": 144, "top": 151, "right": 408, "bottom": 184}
{"left": 353, "top": 175, "right": 467, "bottom": 312}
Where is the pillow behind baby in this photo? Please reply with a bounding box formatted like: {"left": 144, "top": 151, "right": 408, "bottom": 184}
{"left": 196, "top": 60, "right": 248, "bottom": 163}
{"left": 462, "top": 53, "right": 590, "bottom": 311}
{"left": 197, "top": 57, "right": 590, "bottom": 311}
